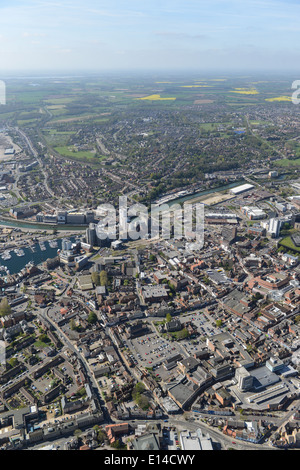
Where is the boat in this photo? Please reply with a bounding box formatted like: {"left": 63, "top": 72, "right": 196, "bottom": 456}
{"left": 39, "top": 242, "right": 46, "bottom": 251}
{"left": 1, "top": 251, "right": 12, "bottom": 260}
{"left": 14, "top": 248, "right": 25, "bottom": 257}
{"left": 49, "top": 239, "right": 58, "bottom": 249}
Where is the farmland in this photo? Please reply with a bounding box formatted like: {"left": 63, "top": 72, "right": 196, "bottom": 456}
{"left": 0, "top": 73, "right": 298, "bottom": 208}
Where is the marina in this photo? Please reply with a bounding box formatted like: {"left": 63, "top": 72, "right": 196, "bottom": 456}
{"left": 39, "top": 241, "right": 46, "bottom": 251}
{"left": 1, "top": 251, "right": 11, "bottom": 261}
{"left": 0, "top": 239, "right": 64, "bottom": 275}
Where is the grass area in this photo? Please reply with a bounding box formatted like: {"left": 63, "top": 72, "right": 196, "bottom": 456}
{"left": 34, "top": 340, "right": 49, "bottom": 349}
{"left": 54, "top": 145, "right": 97, "bottom": 159}
{"left": 199, "top": 121, "right": 234, "bottom": 131}
{"left": 17, "top": 118, "right": 40, "bottom": 126}
{"left": 278, "top": 236, "right": 300, "bottom": 253}
{"left": 43, "top": 97, "right": 77, "bottom": 105}
{"left": 54, "top": 145, "right": 107, "bottom": 164}
{"left": 43, "top": 129, "right": 76, "bottom": 146}
{"left": 276, "top": 158, "right": 300, "bottom": 167}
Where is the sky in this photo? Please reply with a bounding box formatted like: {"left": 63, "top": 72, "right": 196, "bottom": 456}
{"left": 0, "top": 0, "right": 300, "bottom": 73}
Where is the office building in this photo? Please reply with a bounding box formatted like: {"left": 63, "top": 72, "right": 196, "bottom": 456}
{"left": 86, "top": 223, "right": 97, "bottom": 247}
{"left": 236, "top": 366, "right": 253, "bottom": 392}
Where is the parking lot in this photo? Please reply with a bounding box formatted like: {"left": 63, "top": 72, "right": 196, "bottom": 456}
{"left": 180, "top": 310, "right": 223, "bottom": 352}
{"left": 124, "top": 313, "right": 224, "bottom": 379}
{"left": 162, "top": 428, "right": 181, "bottom": 450}
{"left": 125, "top": 329, "right": 185, "bottom": 379}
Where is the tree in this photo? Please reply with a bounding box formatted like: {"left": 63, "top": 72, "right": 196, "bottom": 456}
{"left": 88, "top": 311, "right": 97, "bottom": 324}
{"left": 91, "top": 272, "right": 101, "bottom": 286}
{"left": 100, "top": 270, "right": 108, "bottom": 286}
{"left": 8, "top": 357, "right": 19, "bottom": 369}
{"left": 166, "top": 313, "right": 172, "bottom": 323}
{"left": 132, "top": 382, "right": 145, "bottom": 397}
{"left": 0, "top": 298, "right": 12, "bottom": 317}
{"left": 136, "top": 394, "right": 149, "bottom": 410}
{"left": 39, "top": 334, "right": 50, "bottom": 344}
{"left": 70, "top": 319, "right": 76, "bottom": 331}
{"left": 177, "top": 328, "right": 189, "bottom": 340}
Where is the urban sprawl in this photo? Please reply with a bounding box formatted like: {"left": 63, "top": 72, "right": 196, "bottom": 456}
{"left": 0, "top": 75, "right": 299, "bottom": 451}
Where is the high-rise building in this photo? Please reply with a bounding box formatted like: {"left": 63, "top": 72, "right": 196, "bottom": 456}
{"left": 86, "top": 223, "right": 97, "bottom": 247}
{"left": 61, "top": 238, "right": 72, "bottom": 252}
{"left": 235, "top": 366, "right": 253, "bottom": 392}
{"left": 268, "top": 218, "right": 281, "bottom": 238}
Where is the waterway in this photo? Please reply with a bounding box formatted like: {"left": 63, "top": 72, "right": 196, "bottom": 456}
{"left": 0, "top": 219, "right": 86, "bottom": 231}
{"left": 0, "top": 179, "right": 245, "bottom": 275}
{"left": 0, "top": 239, "right": 66, "bottom": 275}
{"left": 153, "top": 179, "right": 244, "bottom": 211}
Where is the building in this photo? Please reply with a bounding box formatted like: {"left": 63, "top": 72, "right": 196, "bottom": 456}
{"left": 266, "top": 357, "right": 284, "bottom": 373}
{"left": 105, "top": 423, "right": 129, "bottom": 444}
{"left": 165, "top": 319, "right": 182, "bottom": 333}
{"left": 236, "top": 366, "right": 254, "bottom": 392}
{"left": 66, "top": 212, "right": 86, "bottom": 225}
{"left": 61, "top": 238, "right": 73, "bottom": 251}
{"left": 10, "top": 206, "right": 35, "bottom": 220}
{"left": 167, "top": 381, "right": 201, "bottom": 410}
{"left": 241, "top": 206, "right": 266, "bottom": 220}
{"left": 86, "top": 223, "right": 97, "bottom": 247}
{"left": 132, "top": 433, "right": 160, "bottom": 451}
{"left": 248, "top": 225, "right": 266, "bottom": 237}
{"left": 57, "top": 211, "right": 67, "bottom": 224}
{"left": 141, "top": 285, "right": 169, "bottom": 303}
{"left": 268, "top": 218, "right": 281, "bottom": 238}
{"left": 230, "top": 184, "right": 254, "bottom": 195}
{"left": 180, "top": 429, "right": 213, "bottom": 451}
{"left": 4, "top": 148, "right": 15, "bottom": 156}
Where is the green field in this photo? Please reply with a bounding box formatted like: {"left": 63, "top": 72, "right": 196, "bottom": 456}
{"left": 278, "top": 236, "right": 300, "bottom": 253}
{"left": 276, "top": 158, "right": 300, "bottom": 167}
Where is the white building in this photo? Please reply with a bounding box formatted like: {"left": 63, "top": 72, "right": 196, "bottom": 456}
{"left": 230, "top": 183, "right": 254, "bottom": 195}
{"left": 268, "top": 218, "right": 281, "bottom": 238}
{"left": 180, "top": 429, "right": 213, "bottom": 451}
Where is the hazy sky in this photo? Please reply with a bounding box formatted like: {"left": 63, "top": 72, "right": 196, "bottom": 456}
{"left": 0, "top": 0, "right": 300, "bottom": 72}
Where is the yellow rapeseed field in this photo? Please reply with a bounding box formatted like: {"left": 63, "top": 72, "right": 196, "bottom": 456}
{"left": 180, "top": 85, "right": 212, "bottom": 88}
{"left": 230, "top": 88, "right": 259, "bottom": 95}
{"left": 137, "top": 94, "right": 176, "bottom": 101}
{"left": 265, "top": 96, "right": 292, "bottom": 102}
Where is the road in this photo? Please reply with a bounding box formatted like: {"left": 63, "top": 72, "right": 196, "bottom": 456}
{"left": 12, "top": 126, "right": 56, "bottom": 199}
{"left": 40, "top": 308, "right": 110, "bottom": 422}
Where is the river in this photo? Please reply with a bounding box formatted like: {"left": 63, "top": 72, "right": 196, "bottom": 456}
{"left": 0, "top": 180, "right": 244, "bottom": 275}
{"left": 152, "top": 179, "right": 245, "bottom": 212}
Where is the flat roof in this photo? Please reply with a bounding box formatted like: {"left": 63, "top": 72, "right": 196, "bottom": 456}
{"left": 230, "top": 183, "right": 254, "bottom": 194}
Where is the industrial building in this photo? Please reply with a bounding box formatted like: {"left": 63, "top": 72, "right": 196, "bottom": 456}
{"left": 230, "top": 183, "right": 254, "bottom": 195}
{"left": 241, "top": 206, "right": 266, "bottom": 220}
